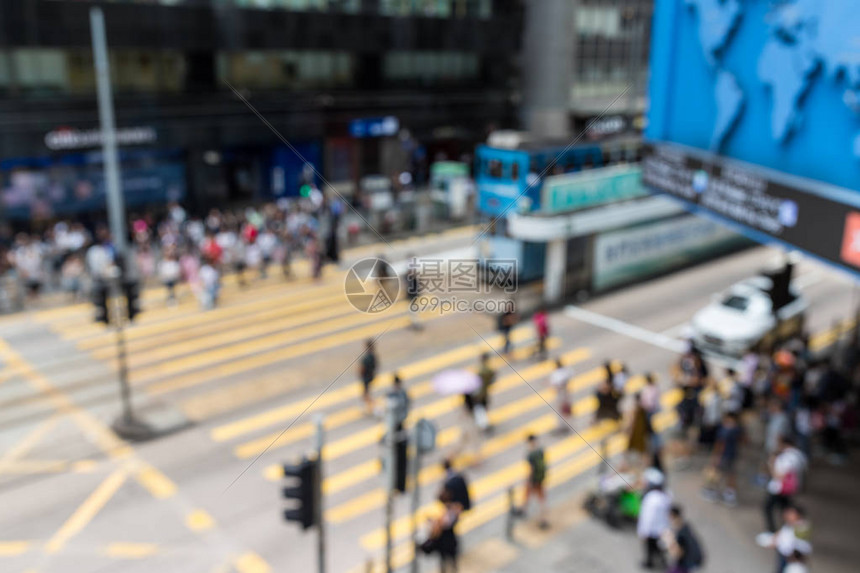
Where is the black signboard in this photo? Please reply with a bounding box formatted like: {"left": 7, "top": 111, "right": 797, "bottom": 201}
{"left": 642, "top": 142, "right": 860, "bottom": 276}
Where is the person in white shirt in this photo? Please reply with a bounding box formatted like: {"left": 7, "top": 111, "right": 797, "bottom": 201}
{"left": 638, "top": 469, "right": 672, "bottom": 570}
{"left": 549, "top": 359, "right": 573, "bottom": 432}
{"left": 640, "top": 373, "right": 661, "bottom": 421}
{"left": 157, "top": 246, "right": 182, "bottom": 305}
{"left": 764, "top": 436, "right": 807, "bottom": 533}
{"left": 612, "top": 363, "right": 630, "bottom": 394}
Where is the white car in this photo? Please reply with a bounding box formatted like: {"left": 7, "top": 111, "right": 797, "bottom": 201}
{"left": 690, "top": 276, "right": 808, "bottom": 356}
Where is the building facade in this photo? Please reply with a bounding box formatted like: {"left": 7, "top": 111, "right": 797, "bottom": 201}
{"left": 0, "top": 0, "right": 521, "bottom": 221}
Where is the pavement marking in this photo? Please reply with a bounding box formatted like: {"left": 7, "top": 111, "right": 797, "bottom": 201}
{"left": 44, "top": 466, "right": 129, "bottom": 554}
{"left": 211, "top": 328, "right": 539, "bottom": 444}
{"left": 88, "top": 291, "right": 354, "bottom": 366}
{"left": 103, "top": 542, "right": 159, "bottom": 559}
{"left": 565, "top": 305, "right": 686, "bottom": 353}
{"left": 358, "top": 389, "right": 681, "bottom": 552}
{"left": 0, "top": 540, "right": 31, "bottom": 556}
{"left": 238, "top": 337, "right": 565, "bottom": 461}
{"left": 234, "top": 551, "right": 271, "bottom": 573}
{"left": 357, "top": 406, "right": 681, "bottom": 573}
{"left": 135, "top": 465, "right": 178, "bottom": 500}
{"left": 186, "top": 509, "right": 216, "bottom": 532}
{"left": 144, "top": 310, "right": 442, "bottom": 397}
{"left": 325, "top": 360, "right": 622, "bottom": 526}
{"left": 263, "top": 346, "right": 591, "bottom": 493}
{"left": 0, "top": 415, "right": 60, "bottom": 472}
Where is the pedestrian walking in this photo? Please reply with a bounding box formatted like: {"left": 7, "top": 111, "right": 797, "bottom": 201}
{"left": 665, "top": 505, "right": 705, "bottom": 573}
{"left": 702, "top": 412, "right": 743, "bottom": 506}
{"left": 698, "top": 378, "right": 723, "bottom": 451}
{"left": 637, "top": 469, "right": 671, "bottom": 570}
{"left": 497, "top": 307, "right": 517, "bottom": 355}
{"left": 612, "top": 362, "right": 630, "bottom": 394}
{"left": 763, "top": 436, "right": 807, "bottom": 533}
{"left": 532, "top": 306, "right": 549, "bottom": 359}
{"left": 513, "top": 434, "right": 548, "bottom": 529}
{"left": 157, "top": 247, "right": 181, "bottom": 306}
{"left": 386, "top": 373, "right": 410, "bottom": 432}
{"left": 641, "top": 373, "right": 661, "bottom": 423}
{"left": 420, "top": 488, "right": 461, "bottom": 573}
{"left": 549, "top": 358, "right": 573, "bottom": 432}
{"left": 359, "top": 339, "right": 378, "bottom": 415}
{"left": 474, "top": 353, "right": 495, "bottom": 432}
{"left": 594, "top": 377, "right": 621, "bottom": 425}
{"left": 442, "top": 458, "right": 471, "bottom": 512}
{"left": 761, "top": 505, "right": 811, "bottom": 573}
{"left": 627, "top": 392, "right": 652, "bottom": 470}
{"left": 197, "top": 255, "right": 220, "bottom": 310}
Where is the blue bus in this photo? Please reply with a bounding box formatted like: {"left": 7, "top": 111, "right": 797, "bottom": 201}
{"left": 474, "top": 133, "right": 642, "bottom": 281}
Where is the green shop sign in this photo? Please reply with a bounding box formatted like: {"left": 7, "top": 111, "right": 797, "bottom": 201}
{"left": 541, "top": 165, "right": 645, "bottom": 213}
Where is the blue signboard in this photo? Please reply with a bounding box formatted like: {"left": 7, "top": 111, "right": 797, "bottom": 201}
{"left": 644, "top": 0, "right": 860, "bottom": 276}
{"left": 349, "top": 116, "right": 400, "bottom": 138}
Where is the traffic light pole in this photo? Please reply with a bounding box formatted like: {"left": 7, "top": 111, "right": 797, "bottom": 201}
{"left": 384, "top": 396, "right": 396, "bottom": 573}
{"left": 314, "top": 415, "right": 326, "bottom": 573}
{"left": 91, "top": 7, "right": 150, "bottom": 440}
{"left": 409, "top": 421, "right": 424, "bottom": 573}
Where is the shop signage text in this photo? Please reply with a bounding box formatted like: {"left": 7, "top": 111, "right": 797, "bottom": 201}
{"left": 44, "top": 127, "right": 157, "bottom": 151}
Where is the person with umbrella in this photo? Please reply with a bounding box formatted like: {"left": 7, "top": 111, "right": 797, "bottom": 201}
{"left": 434, "top": 369, "right": 482, "bottom": 459}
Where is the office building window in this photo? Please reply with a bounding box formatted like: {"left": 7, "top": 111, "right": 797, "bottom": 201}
{"left": 218, "top": 51, "right": 355, "bottom": 89}
{"left": 383, "top": 51, "right": 479, "bottom": 83}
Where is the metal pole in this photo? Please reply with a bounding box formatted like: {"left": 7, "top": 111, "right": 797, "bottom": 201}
{"left": 111, "top": 279, "right": 132, "bottom": 423}
{"left": 90, "top": 7, "right": 128, "bottom": 260}
{"left": 505, "top": 487, "right": 515, "bottom": 542}
{"left": 314, "top": 415, "right": 326, "bottom": 573}
{"left": 409, "top": 421, "right": 424, "bottom": 573}
{"left": 384, "top": 396, "right": 396, "bottom": 573}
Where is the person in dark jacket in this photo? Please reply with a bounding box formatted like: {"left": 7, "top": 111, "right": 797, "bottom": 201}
{"left": 667, "top": 505, "right": 704, "bottom": 573}
{"left": 442, "top": 458, "right": 471, "bottom": 512}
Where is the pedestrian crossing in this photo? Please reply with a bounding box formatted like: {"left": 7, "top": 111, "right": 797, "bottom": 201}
{"left": 18, "top": 248, "right": 694, "bottom": 572}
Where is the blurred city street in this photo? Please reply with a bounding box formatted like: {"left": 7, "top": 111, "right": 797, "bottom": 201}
{"left": 0, "top": 236, "right": 857, "bottom": 572}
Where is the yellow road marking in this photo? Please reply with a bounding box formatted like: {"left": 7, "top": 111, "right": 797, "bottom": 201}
{"left": 359, "top": 389, "right": 682, "bottom": 551}
{"left": 103, "top": 542, "right": 159, "bottom": 559}
{"left": 44, "top": 467, "right": 129, "bottom": 554}
{"left": 0, "top": 415, "right": 60, "bottom": 471}
{"left": 238, "top": 337, "right": 564, "bottom": 460}
{"left": 135, "top": 466, "right": 177, "bottom": 500}
{"left": 98, "top": 298, "right": 356, "bottom": 368}
{"left": 212, "top": 328, "right": 535, "bottom": 443}
{"left": 186, "top": 509, "right": 216, "bottom": 532}
{"left": 234, "top": 551, "right": 271, "bottom": 573}
{"left": 323, "top": 351, "right": 599, "bottom": 523}
{"left": 258, "top": 345, "right": 589, "bottom": 493}
{"left": 0, "top": 540, "right": 31, "bottom": 556}
{"left": 145, "top": 311, "right": 441, "bottom": 396}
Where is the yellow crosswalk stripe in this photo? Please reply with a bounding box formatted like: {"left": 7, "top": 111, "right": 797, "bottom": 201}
{"left": 95, "top": 298, "right": 357, "bottom": 368}
{"left": 241, "top": 338, "right": 564, "bottom": 462}
{"left": 70, "top": 277, "right": 346, "bottom": 349}
{"left": 103, "top": 542, "right": 159, "bottom": 559}
{"left": 144, "top": 310, "right": 441, "bottom": 396}
{"left": 260, "top": 346, "right": 590, "bottom": 488}
{"left": 358, "top": 389, "right": 682, "bottom": 552}
{"left": 326, "top": 367, "right": 633, "bottom": 525}
{"left": 361, "top": 407, "right": 680, "bottom": 573}
{"left": 212, "top": 327, "right": 539, "bottom": 443}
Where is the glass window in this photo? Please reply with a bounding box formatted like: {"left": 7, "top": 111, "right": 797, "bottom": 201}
{"left": 510, "top": 162, "right": 519, "bottom": 181}
{"left": 218, "top": 50, "right": 354, "bottom": 89}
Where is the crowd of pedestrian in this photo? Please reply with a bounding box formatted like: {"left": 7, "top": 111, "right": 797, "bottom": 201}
{"left": 1, "top": 194, "right": 344, "bottom": 311}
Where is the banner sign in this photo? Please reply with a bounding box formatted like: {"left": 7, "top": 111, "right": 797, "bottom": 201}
{"left": 541, "top": 165, "right": 646, "bottom": 214}
{"left": 642, "top": 142, "right": 860, "bottom": 274}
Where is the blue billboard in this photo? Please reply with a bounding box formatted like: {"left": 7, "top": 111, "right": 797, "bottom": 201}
{"left": 644, "top": 0, "right": 860, "bottom": 275}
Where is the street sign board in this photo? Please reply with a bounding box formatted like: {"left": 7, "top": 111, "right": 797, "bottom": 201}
{"left": 541, "top": 165, "right": 645, "bottom": 214}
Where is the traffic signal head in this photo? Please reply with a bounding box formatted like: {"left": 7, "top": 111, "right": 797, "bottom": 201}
{"left": 283, "top": 457, "right": 319, "bottom": 530}
{"left": 123, "top": 280, "right": 141, "bottom": 322}
{"left": 92, "top": 283, "right": 109, "bottom": 324}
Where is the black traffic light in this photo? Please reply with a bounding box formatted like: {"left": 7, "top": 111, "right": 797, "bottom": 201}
{"left": 394, "top": 434, "right": 408, "bottom": 493}
{"left": 93, "top": 282, "right": 110, "bottom": 324}
{"left": 283, "top": 457, "right": 319, "bottom": 530}
{"left": 123, "top": 280, "right": 141, "bottom": 322}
